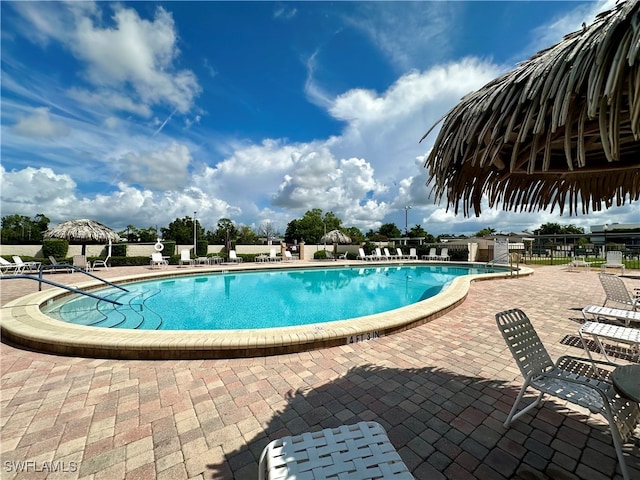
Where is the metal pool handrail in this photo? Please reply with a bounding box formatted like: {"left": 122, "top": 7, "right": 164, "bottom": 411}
{"left": 1, "top": 266, "right": 128, "bottom": 306}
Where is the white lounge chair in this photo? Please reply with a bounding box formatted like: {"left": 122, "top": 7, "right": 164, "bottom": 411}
{"left": 268, "top": 249, "right": 281, "bottom": 262}
{"left": 407, "top": 248, "right": 418, "bottom": 260}
{"left": 12, "top": 255, "right": 41, "bottom": 273}
{"left": 496, "top": 308, "right": 639, "bottom": 480}
{"left": 73, "top": 255, "right": 92, "bottom": 272}
{"left": 421, "top": 248, "right": 436, "bottom": 260}
{"left": 228, "top": 250, "right": 243, "bottom": 263}
{"left": 357, "top": 248, "right": 370, "bottom": 261}
{"left": 179, "top": 249, "right": 194, "bottom": 267}
{"left": 47, "top": 256, "right": 72, "bottom": 273}
{"left": 567, "top": 256, "right": 591, "bottom": 272}
{"left": 383, "top": 248, "right": 396, "bottom": 260}
{"left": 436, "top": 248, "right": 450, "bottom": 261}
{"left": 601, "top": 251, "right": 625, "bottom": 275}
{"left": 0, "top": 257, "right": 20, "bottom": 274}
{"left": 373, "top": 248, "right": 384, "bottom": 260}
{"left": 150, "top": 252, "right": 168, "bottom": 269}
{"left": 395, "top": 248, "right": 406, "bottom": 259}
{"left": 579, "top": 321, "right": 640, "bottom": 364}
{"left": 92, "top": 239, "right": 113, "bottom": 270}
{"left": 599, "top": 273, "right": 638, "bottom": 311}
{"left": 283, "top": 251, "right": 294, "bottom": 262}
{"left": 258, "top": 422, "right": 414, "bottom": 480}
{"left": 582, "top": 305, "right": 640, "bottom": 328}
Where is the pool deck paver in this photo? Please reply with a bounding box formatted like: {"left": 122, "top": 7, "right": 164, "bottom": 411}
{"left": 0, "top": 263, "right": 639, "bottom": 479}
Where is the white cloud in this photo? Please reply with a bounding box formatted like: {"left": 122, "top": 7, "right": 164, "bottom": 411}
{"left": 326, "top": 59, "right": 502, "bottom": 194}
{"left": 115, "top": 142, "right": 192, "bottom": 190}
{"left": 343, "top": 2, "right": 459, "bottom": 71}
{"left": 11, "top": 2, "right": 201, "bottom": 116}
{"left": 1, "top": 166, "right": 76, "bottom": 207}
{"left": 67, "top": 87, "right": 152, "bottom": 118}
{"left": 273, "top": 6, "right": 297, "bottom": 20}
{"left": 11, "top": 107, "right": 71, "bottom": 139}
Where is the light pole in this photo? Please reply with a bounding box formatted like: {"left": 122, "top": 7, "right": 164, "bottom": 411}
{"left": 603, "top": 223, "right": 608, "bottom": 257}
{"left": 404, "top": 206, "right": 412, "bottom": 237}
{"left": 193, "top": 211, "right": 197, "bottom": 255}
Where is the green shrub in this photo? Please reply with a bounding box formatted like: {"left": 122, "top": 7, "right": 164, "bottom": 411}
{"left": 161, "top": 241, "right": 176, "bottom": 256}
{"left": 362, "top": 241, "right": 376, "bottom": 255}
{"left": 449, "top": 248, "right": 468, "bottom": 261}
{"left": 43, "top": 239, "right": 68, "bottom": 259}
{"left": 196, "top": 241, "right": 208, "bottom": 257}
{"left": 112, "top": 243, "right": 127, "bottom": 256}
{"left": 314, "top": 250, "right": 330, "bottom": 260}
{"left": 108, "top": 256, "right": 156, "bottom": 267}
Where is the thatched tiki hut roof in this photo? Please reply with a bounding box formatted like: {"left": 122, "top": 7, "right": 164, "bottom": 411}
{"left": 45, "top": 219, "right": 120, "bottom": 255}
{"left": 320, "top": 229, "right": 352, "bottom": 245}
{"left": 422, "top": 0, "right": 640, "bottom": 216}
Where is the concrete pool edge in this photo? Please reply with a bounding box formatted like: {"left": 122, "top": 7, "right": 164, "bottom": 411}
{"left": 0, "top": 262, "right": 534, "bottom": 359}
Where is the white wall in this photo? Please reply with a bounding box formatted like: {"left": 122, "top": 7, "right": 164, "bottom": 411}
{"left": 1, "top": 243, "right": 359, "bottom": 260}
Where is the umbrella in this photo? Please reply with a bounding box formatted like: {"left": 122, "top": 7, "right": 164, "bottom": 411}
{"left": 421, "top": 0, "right": 640, "bottom": 216}
{"left": 321, "top": 229, "right": 352, "bottom": 245}
{"left": 44, "top": 219, "right": 120, "bottom": 255}
{"left": 321, "top": 229, "right": 352, "bottom": 258}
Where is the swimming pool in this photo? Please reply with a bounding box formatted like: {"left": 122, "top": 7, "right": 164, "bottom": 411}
{"left": 45, "top": 265, "right": 500, "bottom": 330}
{"left": 2, "top": 261, "right": 530, "bottom": 358}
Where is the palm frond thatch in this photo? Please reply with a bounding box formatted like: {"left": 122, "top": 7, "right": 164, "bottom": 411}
{"left": 45, "top": 219, "right": 120, "bottom": 243}
{"left": 422, "top": 0, "right": 640, "bottom": 216}
{"left": 320, "top": 229, "right": 352, "bottom": 244}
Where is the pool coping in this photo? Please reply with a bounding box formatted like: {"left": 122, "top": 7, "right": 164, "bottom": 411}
{"left": 0, "top": 261, "right": 533, "bottom": 359}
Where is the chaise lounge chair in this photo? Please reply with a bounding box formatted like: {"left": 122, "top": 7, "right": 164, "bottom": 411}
{"left": 73, "top": 255, "right": 92, "bottom": 272}
{"left": 599, "top": 273, "right": 638, "bottom": 311}
{"left": 601, "top": 251, "right": 625, "bottom": 275}
{"left": 421, "top": 248, "right": 437, "bottom": 260}
{"left": 258, "top": 421, "right": 414, "bottom": 480}
{"left": 47, "top": 256, "right": 73, "bottom": 273}
{"left": 228, "top": 250, "right": 243, "bottom": 263}
{"left": 179, "top": 249, "right": 194, "bottom": 267}
{"left": 357, "top": 248, "right": 370, "bottom": 261}
{"left": 435, "top": 247, "right": 450, "bottom": 261}
{"left": 373, "top": 248, "right": 384, "bottom": 260}
{"left": 92, "top": 240, "right": 112, "bottom": 270}
{"left": 12, "top": 255, "right": 41, "bottom": 273}
{"left": 383, "top": 248, "right": 396, "bottom": 260}
{"left": 150, "top": 252, "right": 168, "bottom": 269}
{"left": 0, "top": 257, "right": 20, "bottom": 274}
{"left": 268, "top": 249, "right": 281, "bottom": 262}
{"left": 496, "top": 308, "right": 640, "bottom": 480}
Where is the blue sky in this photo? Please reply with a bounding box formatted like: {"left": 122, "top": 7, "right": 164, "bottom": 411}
{"left": 1, "top": 0, "right": 637, "bottom": 236}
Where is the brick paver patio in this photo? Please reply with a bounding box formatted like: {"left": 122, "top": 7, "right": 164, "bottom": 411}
{"left": 1, "top": 264, "right": 638, "bottom": 479}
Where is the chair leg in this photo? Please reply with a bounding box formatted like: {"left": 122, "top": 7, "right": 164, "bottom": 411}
{"left": 505, "top": 386, "right": 544, "bottom": 427}
{"left": 601, "top": 408, "right": 631, "bottom": 480}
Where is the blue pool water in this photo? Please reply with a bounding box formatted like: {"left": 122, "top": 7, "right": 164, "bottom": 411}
{"left": 45, "top": 265, "right": 500, "bottom": 330}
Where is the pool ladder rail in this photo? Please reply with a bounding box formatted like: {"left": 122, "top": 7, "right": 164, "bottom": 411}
{"left": 2, "top": 267, "right": 165, "bottom": 330}
{"left": 1, "top": 264, "right": 128, "bottom": 306}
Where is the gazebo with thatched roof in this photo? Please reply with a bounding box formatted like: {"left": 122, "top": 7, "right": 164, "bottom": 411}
{"left": 45, "top": 219, "right": 121, "bottom": 255}
{"left": 422, "top": 0, "right": 639, "bottom": 216}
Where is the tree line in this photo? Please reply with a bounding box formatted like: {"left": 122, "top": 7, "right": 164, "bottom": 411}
{"left": 1, "top": 212, "right": 586, "bottom": 247}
